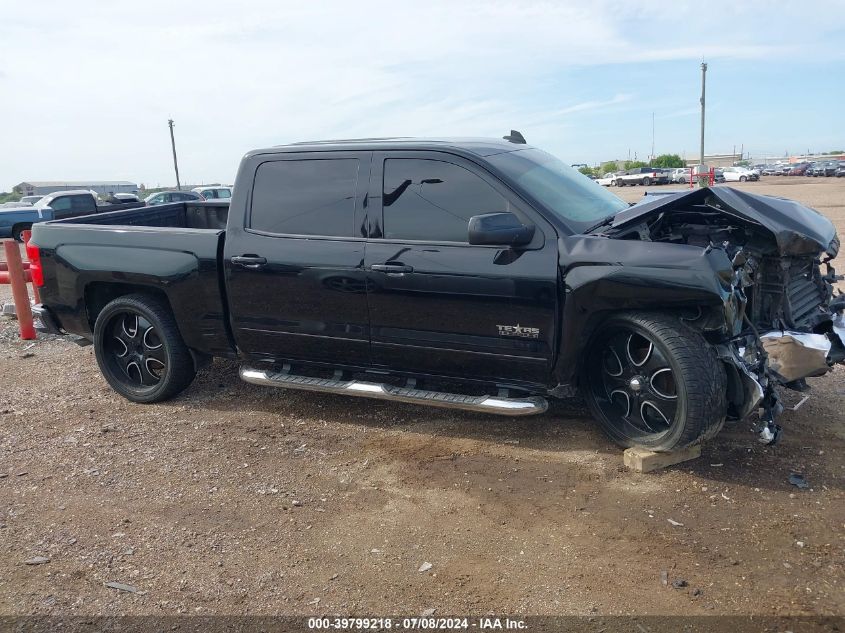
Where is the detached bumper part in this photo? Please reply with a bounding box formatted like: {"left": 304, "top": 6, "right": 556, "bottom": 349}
{"left": 760, "top": 331, "right": 832, "bottom": 383}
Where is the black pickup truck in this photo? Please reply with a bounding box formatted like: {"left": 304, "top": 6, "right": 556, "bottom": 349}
{"left": 29, "top": 135, "right": 845, "bottom": 451}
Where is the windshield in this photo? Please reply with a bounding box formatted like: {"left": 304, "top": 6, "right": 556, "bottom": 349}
{"left": 487, "top": 148, "right": 628, "bottom": 230}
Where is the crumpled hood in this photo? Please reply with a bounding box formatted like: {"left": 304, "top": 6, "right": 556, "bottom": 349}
{"left": 606, "top": 187, "right": 837, "bottom": 256}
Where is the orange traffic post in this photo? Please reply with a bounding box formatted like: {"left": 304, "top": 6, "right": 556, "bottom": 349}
{"left": 3, "top": 240, "right": 36, "bottom": 340}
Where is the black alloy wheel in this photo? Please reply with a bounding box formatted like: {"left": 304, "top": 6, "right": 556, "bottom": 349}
{"left": 94, "top": 294, "right": 196, "bottom": 403}
{"left": 104, "top": 311, "right": 167, "bottom": 388}
{"left": 583, "top": 312, "right": 726, "bottom": 451}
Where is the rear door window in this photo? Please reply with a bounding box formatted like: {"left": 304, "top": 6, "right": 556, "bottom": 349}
{"left": 250, "top": 158, "right": 360, "bottom": 237}
{"left": 381, "top": 158, "right": 508, "bottom": 242}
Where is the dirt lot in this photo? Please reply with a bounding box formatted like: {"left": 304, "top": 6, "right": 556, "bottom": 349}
{"left": 0, "top": 178, "right": 843, "bottom": 617}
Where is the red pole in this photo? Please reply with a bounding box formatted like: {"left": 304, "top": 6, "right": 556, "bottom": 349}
{"left": 3, "top": 241, "right": 36, "bottom": 340}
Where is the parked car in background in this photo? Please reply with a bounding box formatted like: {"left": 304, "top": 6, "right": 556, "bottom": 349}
{"left": 192, "top": 186, "right": 233, "bottom": 200}
{"left": 713, "top": 169, "right": 726, "bottom": 183}
{"left": 145, "top": 190, "right": 205, "bottom": 206}
{"left": 595, "top": 173, "right": 620, "bottom": 186}
{"left": 822, "top": 161, "right": 840, "bottom": 177}
{"left": 615, "top": 167, "right": 670, "bottom": 186}
{"left": 788, "top": 163, "right": 810, "bottom": 176}
{"left": 669, "top": 167, "right": 691, "bottom": 183}
{"left": 761, "top": 165, "right": 781, "bottom": 176}
{"left": 722, "top": 166, "right": 759, "bottom": 182}
{"left": 107, "top": 193, "right": 141, "bottom": 203}
{"left": 836, "top": 162, "right": 845, "bottom": 177}
{"left": 0, "top": 190, "right": 142, "bottom": 241}
{"left": 806, "top": 162, "right": 823, "bottom": 177}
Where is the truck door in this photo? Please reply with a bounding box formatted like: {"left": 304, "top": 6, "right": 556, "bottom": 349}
{"left": 364, "top": 151, "right": 559, "bottom": 388}
{"left": 224, "top": 151, "right": 372, "bottom": 366}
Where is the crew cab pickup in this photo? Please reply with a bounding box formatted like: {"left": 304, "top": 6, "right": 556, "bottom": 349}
{"left": 29, "top": 135, "right": 845, "bottom": 451}
{"left": 616, "top": 167, "right": 670, "bottom": 186}
{"left": 0, "top": 190, "right": 143, "bottom": 241}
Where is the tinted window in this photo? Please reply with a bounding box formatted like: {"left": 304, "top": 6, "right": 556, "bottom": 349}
{"left": 49, "top": 196, "right": 73, "bottom": 211}
{"left": 71, "top": 195, "right": 95, "bottom": 212}
{"left": 51, "top": 195, "right": 95, "bottom": 218}
{"left": 250, "top": 159, "right": 359, "bottom": 237}
{"left": 487, "top": 149, "right": 627, "bottom": 229}
{"left": 217, "top": 189, "right": 232, "bottom": 199}
{"left": 382, "top": 158, "right": 508, "bottom": 242}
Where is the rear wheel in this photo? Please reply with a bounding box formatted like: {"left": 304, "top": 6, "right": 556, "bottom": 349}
{"left": 12, "top": 224, "right": 31, "bottom": 242}
{"left": 642, "top": 177, "right": 651, "bottom": 186}
{"left": 617, "top": 180, "right": 625, "bottom": 187}
{"left": 739, "top": 175, "right": 747, "bottom": 182}
{"left": 93, "top": 294, "right": 196, "bottom": 403}
{"left": 678, "top": 176, "right": 686, "bottom": 184}
{"left": 610, "top": 180, "right": 617, "bottom": 186}
{"left": 582, "top": 312, "right": 726, "bottom": 451}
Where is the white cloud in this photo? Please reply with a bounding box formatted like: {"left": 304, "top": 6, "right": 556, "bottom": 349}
{"left": 1, "top": 0, "right": 843, "bottom": 187}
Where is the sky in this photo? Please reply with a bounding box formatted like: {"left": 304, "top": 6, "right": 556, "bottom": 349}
{"left": 2, "top": 0, "right": 844, "bottom": 190}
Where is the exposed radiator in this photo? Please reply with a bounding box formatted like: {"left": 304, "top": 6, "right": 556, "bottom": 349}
{"left": 751, "top": 257, "right": 828, "bottom": 330}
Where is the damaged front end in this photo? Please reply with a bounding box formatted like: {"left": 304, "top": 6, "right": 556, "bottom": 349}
{"left": 599, "top": 187, "right": 845, "bottom": 444}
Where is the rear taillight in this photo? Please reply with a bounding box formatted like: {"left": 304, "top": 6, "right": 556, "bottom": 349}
{"left": 23, "top": 231, "right": 44, "bottom": 287}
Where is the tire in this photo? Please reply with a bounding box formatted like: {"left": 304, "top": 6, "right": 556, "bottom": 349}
{"left": 93, "top": 294, "right": 196, "bottom": 403}
{"left": 12, "top": 224, "right": 31, "bottom": 242}
{"left": 739, "top": 175, "right": 747, "bottom": 182}
{"left": 642, "top": 177, "right": 651, "bottom": 186}
{"left": 610, "top": 180, "right": 617, "bottom": 187}
{"left": 617, "top": 180, "right": 625, "bottom": 187}
{"left": 678, "top": 177, "right": 686, "bottom": 184}
{"left": 582, "top": 312, "right": 726, "bottom": 451}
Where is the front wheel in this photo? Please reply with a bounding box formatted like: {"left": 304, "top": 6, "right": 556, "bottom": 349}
{"left": 582, "top": 312, "right": 726, "bottom": 451}
{"left": 93, "top": 294, "right": 197, "bottom": 403}
{"left": 739, "top": 175, "right": 747, "bottom": 182}
{"left": 642, "top": 177, "right": 651, "bottom": 186}
{"left": 678, "top": 177, "right": 686, "bottom": 184}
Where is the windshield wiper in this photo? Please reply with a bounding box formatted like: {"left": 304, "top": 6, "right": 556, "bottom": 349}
{"left": 584, "top": 213, "right": 617, "bottom": 234}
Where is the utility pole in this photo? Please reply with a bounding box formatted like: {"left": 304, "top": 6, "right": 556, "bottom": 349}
{"left": 650, "top": 111, "right": 655, "bottom": 165}
{"left": 699, "top": 62, "right": 707, "bottom": 169}
{"left": 168, "top": 119, "right": 181, "bottom": 191}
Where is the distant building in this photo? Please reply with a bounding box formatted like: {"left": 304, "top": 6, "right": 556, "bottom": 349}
{"left": 683, "top": 154, "right": 742, "bottom": 168}
{"left": 15, "top": 181, "right": 139, "bottom": 196}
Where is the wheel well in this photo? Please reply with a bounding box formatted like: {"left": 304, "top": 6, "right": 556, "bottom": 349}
{"left": 567, "top": 305, "right": 726, "bottom": 383}
{"left": 83, "top": 282, "right": 211, "bottom": 372}
{"left": 11, "top": 222, "right": 32, "bottom": 237}
{"left": 84, "top": 282, "right": 170, "bottom": 330}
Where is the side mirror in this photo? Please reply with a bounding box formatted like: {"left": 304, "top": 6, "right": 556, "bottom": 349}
{"left": 468, "top": 212, "right": 534, "bottom": 247}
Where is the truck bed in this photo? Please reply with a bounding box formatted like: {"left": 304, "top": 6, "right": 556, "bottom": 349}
{"left": 30, "top": 201, "right": 234, "bottom": 357}
{"left": 54, "top": 200, "right": 229, "bottom": 230}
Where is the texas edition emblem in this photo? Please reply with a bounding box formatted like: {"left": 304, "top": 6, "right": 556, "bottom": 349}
{"left": 496, "top": 324, "right": 540, "bottom": 339}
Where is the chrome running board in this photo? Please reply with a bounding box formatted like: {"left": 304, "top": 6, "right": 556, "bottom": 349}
{"left": 239, "top": 366, "right": 548, "bottom": 416}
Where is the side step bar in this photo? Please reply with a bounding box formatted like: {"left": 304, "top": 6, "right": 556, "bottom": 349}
{"left": 239, "top": 366, "right": 548, "bottom": 416}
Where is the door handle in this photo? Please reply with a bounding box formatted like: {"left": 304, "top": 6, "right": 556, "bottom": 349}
{"left": 231, "top": 255, "right": 267, "bottom": 269}
{"left": 370, "top": 263, "right": 414, "bottom": 273}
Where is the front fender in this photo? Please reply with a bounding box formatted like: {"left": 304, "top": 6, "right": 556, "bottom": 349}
{"left": 553, "top": 235, "right": 734, "bottom": 386}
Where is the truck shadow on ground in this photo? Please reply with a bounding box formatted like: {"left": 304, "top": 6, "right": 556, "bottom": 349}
{"left": 184, "top": 360, "right": 845, "bottom": 494}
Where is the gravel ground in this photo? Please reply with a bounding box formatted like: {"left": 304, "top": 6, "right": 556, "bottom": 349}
{"left": 0, "top": 178, "right": 843, "bottom": 617}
